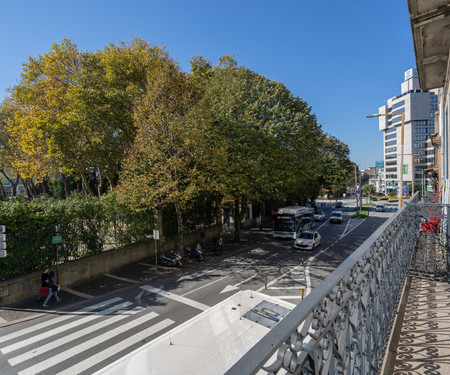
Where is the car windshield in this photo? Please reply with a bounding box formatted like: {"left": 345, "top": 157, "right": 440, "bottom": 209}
{"left": 331, "top": 213, "right": 341, "bottom": 217}
{"left": 299, "top": 232, "right": 313, "bottom": 239}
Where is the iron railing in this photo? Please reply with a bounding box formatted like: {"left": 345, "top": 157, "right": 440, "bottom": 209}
{"left": 226, "top": 193, "right": 447, "bottom": 375}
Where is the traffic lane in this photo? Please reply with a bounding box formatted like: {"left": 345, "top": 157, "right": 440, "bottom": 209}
{"left": 305, "top": 216, "right": 389, "bottom": 287}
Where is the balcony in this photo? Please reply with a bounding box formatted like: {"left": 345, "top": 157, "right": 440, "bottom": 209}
{"left": 227, "top": 192, "right": 449, "bottom": 374}
{"left": 430, "top": 131, "right": 441, "bottom": 147}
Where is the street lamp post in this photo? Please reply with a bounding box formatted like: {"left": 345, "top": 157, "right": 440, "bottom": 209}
{"left": 367, "top": 112, "right": 405, "bottom": 209}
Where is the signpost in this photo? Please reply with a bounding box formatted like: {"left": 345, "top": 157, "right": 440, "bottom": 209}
{"left": 153, "top": 229, "right": 159, "bottom": 268}
{"left": 52, "top": 233, "right": 62, "bottom": 280}
{"left": 0, "top": 225, "right": 6, "bottom": 258}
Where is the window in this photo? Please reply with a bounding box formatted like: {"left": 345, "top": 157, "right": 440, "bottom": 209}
{"left": 429, "top": 120, "right": 435, "bottom": 125}
{"left": 385, "top": 147, "right": 397, "bottom": 153}
{"left": 385, "top": 133, "right": 397, "bottom": 140}
{"left": 428, "top": 127, "right": 434, "bottom": 133}
{"left": 386, "top": 161, "right": 397, "bottom": 166}
{"left": 386, "top": 154, "right": 397, "bottom": 159}
{"left": 415, "top": 120, "right": 427, "bottom": 126}
{"left": 386, "top": 168, "right": 397, "bottom": 172}
{"left": 392, "top": 116, "right": 402, "bottom": 124}
{"left": 414, "top": 135, "right": 428, "bottom": 141}
{"left": 386, "top": 127, "right": 397, "bottom": 134}
{"left": 430, "top": 105, "right": 438, "bottom": 110}
{"left": 385, "top": 140, "right": 396, "bottom": 146}
{"left": 414, "top": 143, "right": 427, "bottom": 149}
{"left": 430, "top": 112, "right": 435, "bottom": 118}
{"left": 415, "top": 128, "right": 428, "bottom": 133}
{"left": 430, "top": 96, "right": 438, "bottom": 103}
{"left": 391, "top": 100, "right": 405, "bottom": 110}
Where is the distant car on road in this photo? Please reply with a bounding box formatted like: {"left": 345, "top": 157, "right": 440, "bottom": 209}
{"left": 314, "top": 211, "right": 326, "bottom": 222}
{"left": 375, "top": 204, "right": 385, "bottom": 212}
{"left": 335, "top": 202, "right": 343, "bottom": 208}
{"left": 371, "top": 196, "right": 378, "bottom": 201}
{"left": 294, "top": 231, "right": 321, "bottom": 250}
{"left": 330, "top": 210, "right": 343, "bottom": 224}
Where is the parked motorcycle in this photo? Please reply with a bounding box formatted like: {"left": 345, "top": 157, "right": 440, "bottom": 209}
{"left": 212, "top": 237, "right": 223, "bottom": 255}
{"left": 185, "top": 243, "right": 204, "bottom": 261}
{"left": 159, "top": 250, "right": 182, "bottom": 267}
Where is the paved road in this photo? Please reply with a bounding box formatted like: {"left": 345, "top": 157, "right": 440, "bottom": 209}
{"left": 0, "top": 201, "right": 393, "bottom": 375}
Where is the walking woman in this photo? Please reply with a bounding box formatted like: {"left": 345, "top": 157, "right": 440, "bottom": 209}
{"left": 38, "top": 267, "right": 49, "bottom": 302}
{"left": 42, "top": 271, "right": 62, "bottom": 307}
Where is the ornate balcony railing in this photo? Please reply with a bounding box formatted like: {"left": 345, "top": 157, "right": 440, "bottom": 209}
{"left": 226, "top": 193, "right": 448, "bottom": 375}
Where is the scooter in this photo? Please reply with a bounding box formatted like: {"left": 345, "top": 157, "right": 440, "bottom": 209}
{"left": 185, "top": 243, "right": 204, "bottom": 261}
{"left": 212, "top": 237, "right": 223, "bottom": 255}
{"left": 159, "top": 250, "right": 182, "bottom": 267}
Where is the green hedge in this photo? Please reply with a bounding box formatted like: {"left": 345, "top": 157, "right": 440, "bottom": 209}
{"left": 0, "top": 192, "right": 219, "bottom": 280}
{"left": 0, "top": 193, "right": 155, "bottom": 280}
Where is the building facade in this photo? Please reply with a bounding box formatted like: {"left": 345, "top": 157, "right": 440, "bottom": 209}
{"left": 377, "top": 68, "right": 439, "bottom": 194}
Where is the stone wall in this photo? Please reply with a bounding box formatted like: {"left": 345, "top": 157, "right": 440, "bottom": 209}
{"left": 0, "top": 225, "right": 221, "bottom": 306}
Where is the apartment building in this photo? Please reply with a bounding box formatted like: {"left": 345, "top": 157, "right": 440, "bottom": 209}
{"left": 377, "top": 68, "right": 438, "bottom": 194}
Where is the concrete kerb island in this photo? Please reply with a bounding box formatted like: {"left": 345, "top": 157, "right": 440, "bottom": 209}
{"left": 0, "top": 225, "right": 222, "bottom": 306}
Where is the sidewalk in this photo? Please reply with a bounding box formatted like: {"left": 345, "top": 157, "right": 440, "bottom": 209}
{"left": 0, "top": 228, "right": 271, "bottom": 327}
{"left": 384, "top": 276, "right": 450, "bottom": 374}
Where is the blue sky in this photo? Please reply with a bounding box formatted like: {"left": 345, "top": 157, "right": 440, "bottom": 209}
{"left": 0, "top": 1, "right": 416, "bottom": 169}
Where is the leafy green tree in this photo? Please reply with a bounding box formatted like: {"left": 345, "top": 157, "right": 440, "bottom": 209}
{"left": 362, "top": 184, "right": 376, "bottom": 197}
{"left": 205, "top": 57, "right": 323, "bottom": 240}
{"left": 117, "top": 60, "right": 223, "bottom": 252}
{"left": 320, "top": 135, "right": 354, "bottom": 197}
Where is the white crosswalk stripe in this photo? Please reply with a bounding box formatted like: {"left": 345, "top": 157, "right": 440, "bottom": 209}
{"left": 0, "top": 297, "right": 122, "bottom": 345}
{"left": 8, "top": 305, "right": 144, "bottom": 366}
{"left": 1, "top": 301, "right": 133, "bottom": 354}
{"left": 57, "top": 318, "right": 175, "bottom": 375}
{"left": 16, "top": 309, "right": 166, "bottom": 375}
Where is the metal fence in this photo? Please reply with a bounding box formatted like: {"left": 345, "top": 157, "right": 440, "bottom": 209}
{"left": 226, "top": 194, "right": 442, "bottom": 375}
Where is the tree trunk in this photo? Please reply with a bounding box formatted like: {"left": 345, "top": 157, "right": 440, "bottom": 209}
{"left": 174, "top": 202, "right": 184, "bottom": 257}
{"left": 20, "top": 177, "right": 34, "bottom": 199}
{"left": 234, "top": 196, "right": 248, "bottom": 242}
{"left": 106, "top": 175, "right": 115, "bottom": 191}
{"left": 60, "top": 172, "right": 70, "bottom": 198}
{"left": 0, "top": 181, "right": 6, "bottom": 199}
{"left": 81, "top": 173, "right": 96, "bottom": 197}
{"left": 97, "top": 166, "right": 103, "bottom": 197}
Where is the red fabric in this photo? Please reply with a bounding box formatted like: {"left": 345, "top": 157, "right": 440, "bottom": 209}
{"left": 39, "top": 286, "right": 49, "bottom": 297}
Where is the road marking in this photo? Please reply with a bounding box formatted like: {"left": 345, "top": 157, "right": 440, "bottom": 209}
{"left": 18, "top": 311, "right": 167, "bottom": 375}
{"left": 57, "top": 318, "right": 175, "bottom": 375}
{"left": 340, "top": 217, "right": 367, "bottom": 239}
{"left": 340, "top": 218, "right": 352, "bottom": 239}
{"left": 1, "top": 301, "right": 134, "bottom": 354}
{"left": 267, "top": 286, "right": 304, "bottom": 290}
{"left": 140, "top": 285, "right": 210, "bottom": 311}
{"left": 256, "top": 265, "right": 303, "bottom": 292}
{"left": 0, "top": 297, "right": 122, "bottom": 344}
{"left": 220, "top": 273, "right": 258, "bottom": 294}
{"left": 177, "top": 267, "right": 221, "bottom": 282}
{"left": 61, "top": 286, "right": 94, "bottom": 299}
{"left": 182, "top": 275, "right": 228, "bottom": 296}
{"left": 8, "top": 306, "right": 145, "bottom": 366}
{"left": 104, "top": 273, "right": 140, "bottom": 284}
{"left": 0, "top": 316, "right": 6, "bottom": 324}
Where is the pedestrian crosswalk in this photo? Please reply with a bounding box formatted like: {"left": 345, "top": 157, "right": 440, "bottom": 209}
{"left": 0, "top": 297, "right": 175, "bottom": 375}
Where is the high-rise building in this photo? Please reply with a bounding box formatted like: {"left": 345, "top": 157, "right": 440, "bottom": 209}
{"left": 377, "top": 68, "right": 439, "bottom": 194}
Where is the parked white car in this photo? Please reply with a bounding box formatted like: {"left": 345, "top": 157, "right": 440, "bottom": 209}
{"left": 314, "top": 211, "right": 326, "bottom": 221}
{"left": 294, "top": 231, "right": 321, "bottom": 250}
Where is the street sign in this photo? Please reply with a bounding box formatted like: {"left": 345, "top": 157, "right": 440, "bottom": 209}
{"left": 0, "top": 250, "right": 6, "bottom": 258}
{"left": 0, "top": 234, "right": 5, "bottom": 241}
{"left": 0, "top": 242, "right": 6, "bottom": 250}
{"left": 153, "top": 230, "right": 160, "bottom": 240}
{"left": 0, "top": 225, "right": 5, "bottom": 233}
{"left": 52, "top": 235, "right": 63, "bottom": 244}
